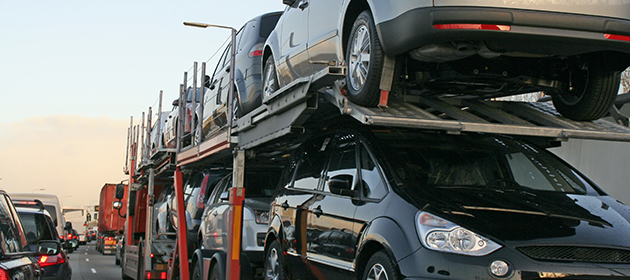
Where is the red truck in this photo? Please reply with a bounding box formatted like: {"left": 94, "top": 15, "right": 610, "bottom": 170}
{"left": 97, "top": 183, "right": 127, "bottom": 255}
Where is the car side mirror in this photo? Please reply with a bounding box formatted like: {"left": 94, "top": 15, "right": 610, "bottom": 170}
{"left": 328, "top": 175, "right": 356, "bottom": 197}
{"left": 37, "top": 240, "right": 61, "bottom": 255}
{"left": 283, "top": 0, "right": 296, "bottom": 6}
{"left": 172, "top": 99, "right": 180, "bottom": 107}
{"left": 204, "top": 75, "right": 211, "bottom": 88}
{"left": 220, "top": 191, "right": 229, "bottom": 202}
{"left": 115, "top": 183, "right": 125, "bottom": 199}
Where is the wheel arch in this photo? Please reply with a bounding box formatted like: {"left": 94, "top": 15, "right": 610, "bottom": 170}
{"left": 356, "top": 217, "right": 415, "bottom": 278}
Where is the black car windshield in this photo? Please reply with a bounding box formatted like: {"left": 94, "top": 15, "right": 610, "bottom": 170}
{"left": 374, "top": 131, "right": 596, "bottom": 195}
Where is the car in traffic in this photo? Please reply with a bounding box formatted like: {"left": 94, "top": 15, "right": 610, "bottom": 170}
{"left": 162, "top": 86, "right": 204, "bottom": 148}
{"left": 264, "top": 121, "right": 630, "bottom": 279}
{"left": 0, "top": 191, "right": 43, "bottom": 279}
{"left": 200, "top": 168, "right": 282, "bottom": 275}
{"left": 201, "top": 11, "right": 282, "bottom": 137}
{"left": 10, "top": 193, "right": 66, "bottom": 247}
{"left": 262, "top": 0, "right": 630, "bottom": 121}
{"left": 170, "top": 168, "right": 230, "bottom": 257}
{"left": 15, "top": 200, "right": 72, "bottom": 280}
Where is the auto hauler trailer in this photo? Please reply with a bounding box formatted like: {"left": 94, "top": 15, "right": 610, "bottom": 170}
{"left": 122, "top": 57, "right": 630, "bottom": 280}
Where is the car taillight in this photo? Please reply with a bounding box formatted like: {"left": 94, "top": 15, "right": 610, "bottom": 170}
{"left": 107, "top": 237, "right": 113, "bottom": 241}
{"left": 249, "top": 43, "right": 264, "bottom": 58}
{"left": 67, "top": 234, "right": 72, "bottom": 239}
{"left": 605, "top": 34, "right": 630, "bottom": 42}
{"left": 433, "top": 23, "right": 511, "bottom": 31}
{"left": 39, "top": 253, "right": 66, "bottom": 267}
{"left": 0, "top": 267, "right": 7, "bottom": 280}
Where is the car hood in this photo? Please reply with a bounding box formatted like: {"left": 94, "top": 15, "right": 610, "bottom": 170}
{"left": 244, "top": 197, "right": 273, "bottom": 211}
{"left": 404, "top": 186, "right": 630, "bottom": 247}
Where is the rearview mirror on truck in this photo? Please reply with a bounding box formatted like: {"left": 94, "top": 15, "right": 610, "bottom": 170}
{"left": 115, "top": 184, "right": 125, "bottom": 200}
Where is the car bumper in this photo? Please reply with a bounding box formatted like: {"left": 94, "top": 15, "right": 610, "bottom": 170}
{"left": 41, "top": 262, "right": 71, "bottom": 280}
{"left": 376, "top": 7, "right": 630, "bottom": 65}
{"left": 397, "top": 246, "right": 630, "bottom": 279}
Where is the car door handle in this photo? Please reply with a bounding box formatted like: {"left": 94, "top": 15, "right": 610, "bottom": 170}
{"left": 313, "top": 206, "right": 323, "bottom": 218}
{"left": 282, "top": 201, "right": 289, "bottom": 210}
{"left": 299, "top": 0, "right": 309, "bottom": 10}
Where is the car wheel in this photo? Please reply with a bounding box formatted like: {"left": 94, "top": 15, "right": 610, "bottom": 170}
{"left": 363, "top": 251, "right": 400, "bottom": 280}
{"left": 551, "top": 60, "right": 620, "bottom": 121}
{"left": 346, "top": 10, "right": 384, "bottom": 107}
{"left": 263, "top": 55, "right": 279, "bottom": 103}
{"left": 209, "top": 261, "right": 222, "bottom": 280}
{"left": 264, "top": 240, "right": 285, "bottom": 280}
{"left": 191, "top": 260, "right": 202, "bottom": 280}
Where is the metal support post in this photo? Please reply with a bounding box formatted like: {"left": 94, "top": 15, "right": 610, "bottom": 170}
{"left": 156, "top": 90, "right": 164, "bottom": 150}
{"left": 227, "top": 149, "right": 245, "bottom": 280}
{"left": 197, "top": 62, "right": 206, "bottom": 155}
{"left": 227, "top": 28, "right": 236, "bottom": 138}
{"left": 144, "top": 167, "right": 155, "bottom": 278}
{"left": 173, "top": 167, "right": 189, "bottom": 280}
{"left": 192, "top": 62, "right": 198, "bottom": 146}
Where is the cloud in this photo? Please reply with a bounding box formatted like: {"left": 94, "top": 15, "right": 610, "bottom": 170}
{"left": 0, "top": 115, "right": 131, "bottom": 208}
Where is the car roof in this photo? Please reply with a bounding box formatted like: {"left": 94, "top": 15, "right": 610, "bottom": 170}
{"left": 15, "top": 206, "right": 52, "bottom": 218}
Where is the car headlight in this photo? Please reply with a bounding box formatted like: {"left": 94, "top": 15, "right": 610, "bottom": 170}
{"left": 254, "top": 210, "right": 269, "bottom": 224}
{"left": 416, "top": 212, "right": 501, "bottom": 256}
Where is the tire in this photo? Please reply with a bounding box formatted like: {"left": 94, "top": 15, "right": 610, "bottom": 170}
{"left": 551, "top": 61, "right": 620, "bottom": 121}
{"left": 262, "top": 55, "right": 279, "bottom": 103}
{"left": 345, "top": 10, "right": 384, "bottom": 107}
{"left": 264, "top": 240, "right": 285, "bottom": 280}
{"left": 363, "top": 251, "right": 400, "bottom": 280}
{"left": 191, "top": 260, "right": 202, "bottom": 280}
{"left": 209, "top": 262, "right": 222, "bottom": 280}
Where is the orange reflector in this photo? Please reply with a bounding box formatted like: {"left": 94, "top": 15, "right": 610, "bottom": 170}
{"left": 434, "top": 24, "right": 511, "bottom": 31}
{"left": 605, "top": 34, "right": 630, "bottom": 42}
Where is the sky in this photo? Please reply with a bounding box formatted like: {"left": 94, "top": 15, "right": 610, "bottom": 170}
{"left": 0, "top": 1, "right": 286, "bottom": 209}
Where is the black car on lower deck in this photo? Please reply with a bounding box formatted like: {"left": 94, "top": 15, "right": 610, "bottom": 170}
{"left": 0, "top": 191, "right": 41, "bottom": 280}
{"left": 264, "top": 122, "right": 630, "bottom": 280}
{"left": 15, "top": 202, "right": 71, "bottom": 280}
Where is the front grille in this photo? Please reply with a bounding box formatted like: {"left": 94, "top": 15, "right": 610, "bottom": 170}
{"left": 517, "top": 246, "right": 630, "bottom": 264}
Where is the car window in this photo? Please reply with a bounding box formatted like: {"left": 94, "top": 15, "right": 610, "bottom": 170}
{"left": 376, "top": 132, "right": 593, "bottom": 194}
{"left": 260, "top": 13, "right": 281, "bottom": 38}
{"left": 244, "top": 170, "right": 281, "bottom": 197}
{"left": 293, "top": 136, "right": 333, "bottom": 191}
{"left": 0, "top": 195, "right": 27, "bottom": 253}
{"left": 359, "top": 143, "right": 387, "bottom": 199}
{"left": 324, "top": 133, "right": 357, "bottom": 193}
{"left": 19, "top": 212, "right": 55, "bottom": 245}
{"left": 235, "top": 24, "right": 246, "bottom": 52}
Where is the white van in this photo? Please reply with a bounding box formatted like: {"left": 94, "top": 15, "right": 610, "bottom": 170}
{"left": 9, "top": 193, "right": 66, "bottom": 240}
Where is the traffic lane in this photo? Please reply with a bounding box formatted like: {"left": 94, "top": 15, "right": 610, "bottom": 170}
{"left": 68, "top": 242, "right": 121, "bottom": 280}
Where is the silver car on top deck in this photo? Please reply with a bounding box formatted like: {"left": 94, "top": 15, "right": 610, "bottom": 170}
{"left": 262, "top": 0, "right": 630, "bottom": 121}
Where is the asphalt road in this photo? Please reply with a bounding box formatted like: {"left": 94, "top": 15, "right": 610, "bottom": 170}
{"left": 68, "top": 242, "right": 121, "bottom": 280}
